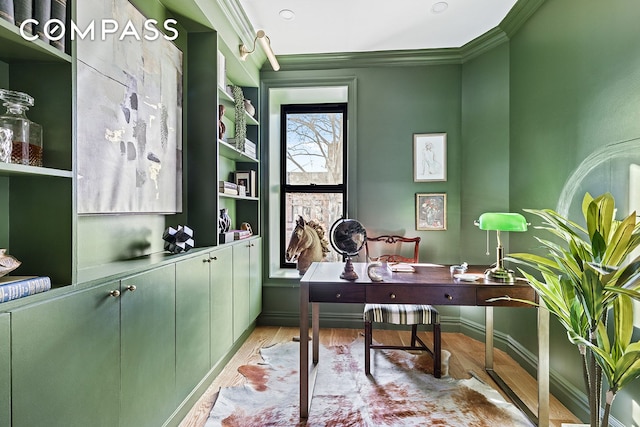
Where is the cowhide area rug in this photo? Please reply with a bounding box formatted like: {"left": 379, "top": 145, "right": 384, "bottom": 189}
{"left": 205, "top": 338, "right": 533, "bottom": 426}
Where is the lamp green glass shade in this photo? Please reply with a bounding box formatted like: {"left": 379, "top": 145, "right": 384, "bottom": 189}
{"left": 477, "top": 213, "right": 528, "bottom": 232}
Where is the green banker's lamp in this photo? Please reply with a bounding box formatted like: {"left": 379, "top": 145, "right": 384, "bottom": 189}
{"left": 474, "top": 212, "right": 528, "bottom": 283}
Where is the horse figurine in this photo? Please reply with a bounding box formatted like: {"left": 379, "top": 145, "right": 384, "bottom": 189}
{"left": 285, "top": 216, "right": 330, "bottom": 275}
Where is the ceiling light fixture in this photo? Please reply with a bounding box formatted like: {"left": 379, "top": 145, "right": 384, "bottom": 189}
{"left": 239, "top": 30, "right": 280, "bottom": 71}
{"left": 431, "top": 1, "right": 449, "bottom": 13}
{"left": 279, "top": 9, "right": 295, "bottom": 20}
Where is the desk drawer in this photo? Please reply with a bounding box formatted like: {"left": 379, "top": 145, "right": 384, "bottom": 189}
{"left": 477, "top": 286, "right": 537, "bottom": 307}
{"left": 310, "top": 284, "right": 365, "bottom": 303}
{"left": 366, "top": 285, "right": 476, "bottom": 305}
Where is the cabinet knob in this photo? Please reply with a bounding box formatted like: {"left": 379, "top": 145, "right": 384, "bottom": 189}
{"left": 390, "top": 293, "right": 396, "bottom": 299}
{"left": 210, "top": 256, "right": 217, "bottom": 261}
{"left": 445, "top": 294, "right": 453, "bottom": 300}
{"left": 126, "top": 285, "right": 137, "bottom": 292}
{"left": 335, "top": 293, "right": 341, "bottom": 299}
{"left": 203, "top": 258, "right": 211, "bottom": 263}
{"left": 109, "top": 290, "right": 120, "bottom": 298}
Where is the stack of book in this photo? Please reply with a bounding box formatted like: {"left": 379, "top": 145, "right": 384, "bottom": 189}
{"left": 219, "top": 229, "right": 253, "bottom": 244}
{"left": 0, "top": 0, "right": 68, "bottom": 51}
{"left": 0, "top": 276, "right": 51, "bottom": 303}
{"left": 219, "top": 181, "right": 238, "bottom": 195}
{"left": 227, "top": 138, "right": 257, "bottom": 159}
{"left": 233, "top": 229, "right": 252, "bottom": 240}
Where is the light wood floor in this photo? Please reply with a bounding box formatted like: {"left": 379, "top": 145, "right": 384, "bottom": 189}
{"left": 180, "top": 326, "right": 581, "bottom": 427}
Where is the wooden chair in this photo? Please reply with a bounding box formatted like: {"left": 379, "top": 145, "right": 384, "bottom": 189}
{"left": 363, "top": 235, "right": 442, "bottom": 378}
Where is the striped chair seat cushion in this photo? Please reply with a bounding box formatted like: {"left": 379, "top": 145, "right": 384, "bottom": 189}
{"left": 364, "top": 303, "right": 439, "bottom": 325}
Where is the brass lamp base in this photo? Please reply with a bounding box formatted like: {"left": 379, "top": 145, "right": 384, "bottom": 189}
{"left": 340, "top": 258, "right": 359, "bottom": 281}
{"left": 484, "top": 267, "right": 516, "bottom": 283}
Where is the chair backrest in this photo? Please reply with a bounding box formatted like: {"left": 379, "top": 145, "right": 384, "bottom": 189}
{"left": 365, "top": 235, "right": 421, "bottom": 263}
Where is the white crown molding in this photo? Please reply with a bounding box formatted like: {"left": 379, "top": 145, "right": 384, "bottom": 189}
{"left": 217, "top": 0, "right": 255, "bottom": 45}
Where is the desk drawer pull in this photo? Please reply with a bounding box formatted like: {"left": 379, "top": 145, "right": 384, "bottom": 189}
{"left": 445, "top": 294, "right": 453, "bottom": 300}
{"left": 335, "top": 293, "right": 341, "bottom": 299}
{"left": 390, "top": 293, "right": 396, "bottom": 299}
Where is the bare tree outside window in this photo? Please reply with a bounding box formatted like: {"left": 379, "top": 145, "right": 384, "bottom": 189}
{"left": 281, "top": 104, "right": 347, "bottom": 266}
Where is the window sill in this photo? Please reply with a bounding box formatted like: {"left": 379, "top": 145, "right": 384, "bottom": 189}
{"left": 269, "top": 268, "right": 303, "bottom": 280}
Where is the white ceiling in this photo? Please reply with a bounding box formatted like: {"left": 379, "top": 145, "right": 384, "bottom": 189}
{"left": 238, "top": 0, "right": 518, "bottom": 56}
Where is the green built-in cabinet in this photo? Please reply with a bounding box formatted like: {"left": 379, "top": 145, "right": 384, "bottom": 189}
{"left": 10, "top": 281, "right": 121, "bottom": 426}
{"left": 232, "top": 238, "right": 262, "bottom": 341}
{"left": 210, "top": 245, "right": 234, "bottom": 364}
{"left": 4, "top": 238, "right": 260, "bottom": 427}
{"left": 176, "top": 255, "right": 212, "bottom": 399}
{"left": 0, "top": 313, "right": 10, "bottom": 427}
{"left": 120, "top": 265, "right": 177, "bottom": 427}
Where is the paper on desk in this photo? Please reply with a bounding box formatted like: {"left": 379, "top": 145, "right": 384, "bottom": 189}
{"left": 387, "top": 262, "right": 444, "bottom": 272}
{"left": 389, "top": 263, "right": 415, "bottom": 272}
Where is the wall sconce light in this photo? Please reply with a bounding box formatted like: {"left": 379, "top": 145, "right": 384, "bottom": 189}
{"left": 474, "top": 212, "right": 528, "bottom": 282}
{"left": 239, "top": 30, "right": 280, "bottom": 71}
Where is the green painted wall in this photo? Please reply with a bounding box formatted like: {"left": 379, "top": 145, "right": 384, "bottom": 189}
{"left": 355, "top": 65, "right": 462, "bottom": 262}
{"left": 508, "top": 0, "right": 640, "bottom": 424}
{"left": 458, "top": 40, "right": 538, "bottom": 377}
{"left": 259, "top": 1, "right": 640, "bottom": 423}
{"left": 260, "top": 64, "right": 467, "bottom": 327}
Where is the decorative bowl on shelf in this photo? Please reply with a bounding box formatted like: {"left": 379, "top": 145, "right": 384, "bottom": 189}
{"left": 0, "top": 249, "right": 21, "bottom": 278}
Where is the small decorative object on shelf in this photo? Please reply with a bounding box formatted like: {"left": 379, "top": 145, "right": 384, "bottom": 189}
{"left": 218, "top": 208, "right": 235, "bottom": 243}
{"left": 162, "top": 225, "right": 194, "bottom": 254}
{"left": 219, "top": 208, "right": 231, "bottom": 233}
{"left": 218, "top": 104, "right": 226, "bottom": 140}
{"left": 243, "top": 99, "right": 255, "bottom": 117}
{"left": 0, "top": 89, "right": 43, "bottom": 167}
{"left": 0, "top": 249, "right": 21, "bottom": 278}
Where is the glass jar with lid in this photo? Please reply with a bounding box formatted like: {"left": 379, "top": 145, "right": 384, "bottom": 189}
{"left": 0, "top": 89, "right": 43, "bottom": 167}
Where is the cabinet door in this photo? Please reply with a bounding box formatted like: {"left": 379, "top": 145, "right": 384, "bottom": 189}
{"left": 0, "top": 313, "right": 10, "bottom": 427}
{"left": 11, "top": 282, "right": 121, "bottom": 427}
{"left": 249, "top": 238, "right": 262, "bottom": 322}
{"left": 120, "top": 265, "right": 176, "bottom": 427}
{"left": 232, "top": 243, "right": 251, "bottom": 341}
{"left": 176, "top": 255, "right": 211, "bottom": 400}
{"left": 210, "top": 246, "right": 233, "bottom": 365}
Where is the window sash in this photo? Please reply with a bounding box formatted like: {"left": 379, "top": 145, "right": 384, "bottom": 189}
{"left": 280, "top": 103, "right": 347, "bottom": 268}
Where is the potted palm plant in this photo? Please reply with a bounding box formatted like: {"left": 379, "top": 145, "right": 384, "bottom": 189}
{"left": 504, "top": 192, "right": 640, "bottom": 427}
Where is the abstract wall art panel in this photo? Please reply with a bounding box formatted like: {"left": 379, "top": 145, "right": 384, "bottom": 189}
{"left": 76, "top": 0, "right": 183, "bottom": 213}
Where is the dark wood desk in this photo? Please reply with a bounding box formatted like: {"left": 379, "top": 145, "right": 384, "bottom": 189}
{"left": 299, "top": 262, "right": 549, "bottom": 427}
